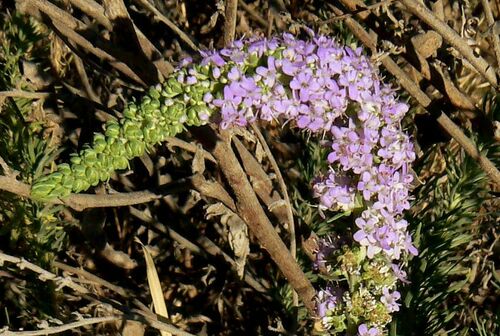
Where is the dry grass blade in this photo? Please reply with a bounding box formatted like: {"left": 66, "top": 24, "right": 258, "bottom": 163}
{"left": 133, "top": 0, "right": 199, "bottom": 51}
{"left": 135, "top": 238, "right": 171, "bottom": 336}
{"left": 400, "top": 0, "right": 498, "bottom": 87}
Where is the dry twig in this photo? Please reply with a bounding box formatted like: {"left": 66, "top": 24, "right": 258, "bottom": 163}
{"left": 0, "top": 90, "right": 50, "bottom": 99}
{"left": 481, "top": 0, "right": 500, "bottom": 74}
{"left": 0, "top": 316, "right": 120, "bottom": 336}
{"left": 249, "top": 124, "right": 298, "bottom": 306}
{"left": 133, "top": 0, "right": 199, "bottom": 51}
{"left": 129, "top": 206, "right": 269, "bottom": 293}
{"left": 68, "top": 0, "right": 173, "bottom": 77}
{"left": 400, "top": 0, "right": 498, "bottom": 87}
{"left": 238, "top": 0, "right": 268, "bottom": 27}
{"left": 197, "top": 126, "right": 316, "bottom": 313}
{"left": 0, "top": 174, "right": 190, "bottom": 211}
{"left": 223, "top": 0, "right": 238, "bottom": 47}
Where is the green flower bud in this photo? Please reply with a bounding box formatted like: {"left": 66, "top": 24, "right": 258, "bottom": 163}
{"left": 72, "top": 164, "right": 86, "bottom": 178}
{"left": 150, "top": 98, "right": 161, "bottom": 109}
{"left": 113, "top": 156, "right": 129, "bottom": 170}
{"left": 123, "top": 121, "right": 143, "bottom": 140}
{"left": 73, "top": 178, "right": 90, "bottom": 193}
{"left": 50, "top": 172, "right": 64, "bottom": 183}
{"left": 148, "top": 86, "right": 161, "bottom": 100}
{"left": 82, "top": 148, "right": 97, "bottom": 165}
{"left": 50, "top": 185, "right": 70, "bottom": 198}
{"left": 85, "top": 167, "right": 100, "bottom": 186}
{"left": 61, "top": 174, "right": 74, "bottom": 190}
{"left": 105, "top": 121, "right": 120, "bottom": 138}
{"left": 109, "top": 140, "right": 126, "bottom": 157}
{"left": 98, "top": 169, "right": 110, "bottom": 182}
{"left": 31, "top": 182, "right": 55, "bottom": 199}
{"left": 93, "top": 133, "right": 107, "bottom": 153}
{"left": 171, "top": 124, "right": 184, "bottom": 135}
{"left": 163, "top": 77, "right": 183, "bottom": 97}
{"left": 123, "top": 103, "right": 138, "bottom": 119}
{"left": 58, "top": 163, "right": 72, "bottom": 176}
{"left": 126, "top": 140, "right": 145, "bottom": 158}
{"left": 97, "top": 153, "right": 112, "bottom": 171}
{"left": 70, "top": 153, "right": 82, "bottom": 165}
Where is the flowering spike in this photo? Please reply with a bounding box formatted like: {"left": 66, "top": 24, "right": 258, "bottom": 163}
{"left": 30, "top": 33, "right": 416, "bottom": 335}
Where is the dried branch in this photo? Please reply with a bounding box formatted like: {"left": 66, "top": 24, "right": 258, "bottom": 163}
{"left": 53, "top": 261, "right": 129, "bottom": 297}
{"left": 0, "top": 316, "right": 120, "bottom": 336}
{"left": 223, "top": 0, "right": 238, "bottom": 47}
{"left": 102, "top": 0, "right": 160, "bottom": 84}
{"left": 133, "top": 0, "right": 199, "bottom": 51}
{"left": 192, "top": 174, "right": 237, "bottom": 210}
{"left": 165, "top": 137, "right": 216, "bottom": 163}
{"left": 16, "top": 0, "right": 86, "bottom": 30}
{"left": 67, "top": 0, "right": 112, "bottom": 30}
{"left": 52, "top": 20, "right": 146, "bottom": 85}
{"left": 238, "top": 0, "right": 268, "bottom": 28}
{"left": 0, "top": 174, "right": 191, "bottom": 211}
{"left": 73, "top": 55, "right": 101, "bottom": 103}
{"left": 0, "top": 251, "right": 90, "bottom": 294}
{"left": 334, "top": 1, "right": 478, "bottom": 110}
{"left": 332, "top": 1, "right": 500, "bottom": 187}
{"left": 481, "top": 0, "right": 500, "bottom": 74}
{"left": 249, "top": 124, "right": 298, "bottom": 307}
{"left": 320, "top": 0, "right": 398, "bottom": 23}
{"left": 399, "top": 0, "right": 498, "bottom": 87}
{"left": 128, "top": 206, "right": 269, "bottom": 294}
{"left": 0, "top": 252, "right": 195, "bottom": 336}
{"left": 0, "top": 91, "right": 50, "bottom": 99}
{"left": 197, "top": 126, "right": 316, "bottom": 313}
{"left": 18, "top": 0, "right": 147, "bottom": 86}
{"left": 68, "top": 0, "right": 173, "bottom": 77}
{"left": 232, "top": 138, "right": 288, "bottom": 224}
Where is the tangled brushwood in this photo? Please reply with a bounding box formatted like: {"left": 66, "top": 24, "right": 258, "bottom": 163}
{"left": 31, "top": 33, "right": 416, "bottom": 335}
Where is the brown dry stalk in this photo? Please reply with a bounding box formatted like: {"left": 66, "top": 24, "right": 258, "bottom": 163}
{"left": 133, "top": 0, "right": 199, "bottom": 51}
{"left": 223, "top": 0, "right": 239, "bottom": 47}
{"left": 130, "top": 206, "right": 270, "bottom": 294}
{"left": 0, "top": 316, "right": 121, "bottom": 336}
{"left": 249, "top": 124, "right": 297, "bottom": 260}
{"left": 206, "top": 127, "right": 316, "bottom": 313}
{"left": 0, "top": 175, "right": 189, "bottom": 211}
{"left": 68, "top": 0, "right": 173, "bottom": 77}
{"left": 232, "top": 138, "right": 289, "bottom": 225}
{"left": 238, "top": 0, "right": 268, "bottom": 27}
{"left": 481, "top": 0, "right": 500, "bottom": 73}
{"left": 336, "top": 0, "right": 476, "bottom": 111}
{"left": 399, "top": 0, "right": 498, "bottom": 87}
{"left": 332, "top": 2, "right": 500, "bottom": 187}
{"left": 0, "top": 90, "right": 50, "bottom": 99}
{"left": 102, "top": 0, "right": 160, "bottom": 84}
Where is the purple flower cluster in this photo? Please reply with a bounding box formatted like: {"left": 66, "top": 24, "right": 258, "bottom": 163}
{"left": 198, "top": 32, "right": 416, "bottom": 334}
{"left": 201, "top": 33, "right": 416, "bottom": 260}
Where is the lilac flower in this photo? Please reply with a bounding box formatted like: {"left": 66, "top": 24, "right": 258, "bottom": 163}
{"left": 316, "top": 286, "right": 343, "bottom": 327}
{"left": 358, "top": 324, "right": 381, "bottom": 336}
{"left": 381, "top": 287, "right": 401, "bottom": 312}
{"left": 314, "top": 237, "right": 337, "bottom": 271}
{"left": 391, "top": 263, "right": 410, "bottom": 284}
{"left": 256, "top": 56, "right": 278, "bottom": 87}
{"left": 313, "top": 172, "right": 356, "bottom": 212}
{"left": 290, "top": 70, "right": 320, "bottom": 102}
{"left": 200, "top": 50, "right": 225, "bottom": 67}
